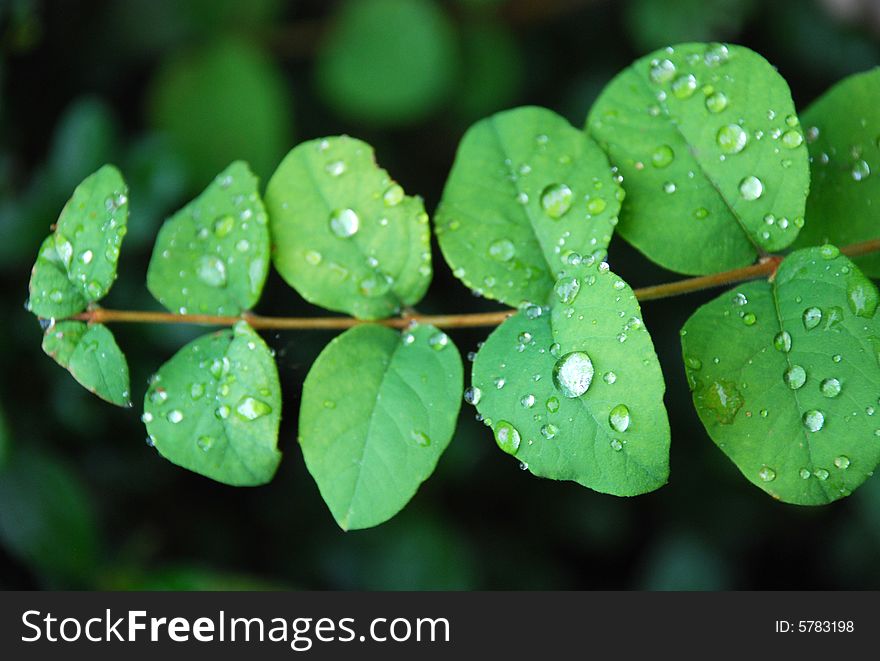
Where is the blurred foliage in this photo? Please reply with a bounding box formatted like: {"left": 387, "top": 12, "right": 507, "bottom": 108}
{"left": 1, "top": 0, "right": 879, "bottom": 590}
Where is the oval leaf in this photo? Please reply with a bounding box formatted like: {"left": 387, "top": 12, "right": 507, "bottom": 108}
{"left": 681, "top": 246, "right": 880, "bottom": 504}
{"left": 42, "top": 321, "right": 131, "bottom": 407}
{"left": 143, "top": 321, "right": 282, "bottom": 486}
{"left": 793, "top": 67, "right": 880, "bottom": 276}
{"left": 27, "top": 165, "right": 128, "bottom": 319}
{"left": 266, "top": 136, "right": 432, "bottom": 320}
{"left": 436, "top": 106, "right": 622, "bottom": 307}
{"left": 588, "top": 43, "right": 810, "bottom": 274}
{"left": 299, "top": 323, "right": 463, "bottom": 530}
{"left": 147, "top": 161, "right": 270, "bottom": 316}
{"left": 471, "top": 261, "right": 670, "bottom": 495}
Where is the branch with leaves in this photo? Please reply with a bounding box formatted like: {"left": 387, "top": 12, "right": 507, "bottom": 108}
{"left": 27, "top": 43, "right": 880, "bottom": 529}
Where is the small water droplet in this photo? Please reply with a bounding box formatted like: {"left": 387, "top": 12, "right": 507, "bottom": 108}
{"left": 540, "top": 423, "right": 558, "bottom": 440}
{"left": 739, "top": 176, "right": 763, "bottom": 200}
{"left": 773, "top": 331, "right": 792, "bottom": 352}
{"left": 758, "top": 466, "right": 776, "bottom": 482}
{"left": 488, "top": 238, "right": 516, "bottom": 261}
{"left": 554, "top": 275, "right": 580, "bottom": 304}
{"left": 717, "top": 124, "right": 748, "bottom": 154}
{"left": 383, "top": 184, "right": 404, "bottom": 207}
{"left": 428, "top": 331, "right": 449, "bottom": 351}
{"left": 651, "top": 145, "right": 674, "bottom": 168}
{"left": 852, "top": 159, "right": 871, "bottom": 182}
{"left": 834, "top": 455, "right": 850, "bottom": 470}
{"left": 213, "top": 215, "right": 235, "bottom": 237}
{"left": 546, "top": 396, "right": 560, "bottom": 413}
{"left": 464, "top": 386, "right": 482, "bottom": 405}
{"left": 705, "top": 92, "right": 728, "bottom": 113}
{"left": 803, "top": 307, "right": 822, "bottom": 330}
{"left": 846, "top": 274, "right": 878, "bottom": 318}
{"left": 610, "top": 438, "right": 623, "bottom": 451}
{"left": 781, "top": 130, "right": 803, "bottom": 149}
{"left": 411, "top": 430, "right": 431, "bottom": 447}
{"left": 609, "top": 404, "right": 630, "bottom": 432}
{"left": 814, "top": 468, "right": 830, "bottom": 480}
{"left": 520, "top": 394, "right": 536, "bottom": 409}
{"left": 742, "top": 312, "right": 757, "bottom": 326}
{"left": 820, "top": 378, "right": 841, "bottom": 398}
{"left": 305, "top": 250, "right": 322, "bottom": 266}
{"left": 167, "top": 409, "right": 184, "bottom": 424}
{"left": 672, "top": 73, "right": 697, "bottom": 99}
{"left": 649, "top": 58, "right": 676, "bottom": 83}
{"left": 196, "top": 255, "right": 227, "bottom": 288}
{"left": 197, "top": 435, "right": 215, "bottom": 451}
{"left": 784, "top": 365, "right": 807, "bottom": 390}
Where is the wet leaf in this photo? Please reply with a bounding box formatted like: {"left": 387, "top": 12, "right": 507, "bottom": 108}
{"left": 471, "top": 260, "right": 670, "bottom": 495}
{"left": 316, "top": 0, "right": 457, "bottom": 125}
{"left": 27, "top": 165, "right": 128, "bottom": 319}
{"left": 147, "top": 161, "right": 270, "bottom": 316}
{"left": 681, "top": 246, "right": 880, "bottom": 504}
{"left": 299, "top": 324, "right": 463, "bottom": 530}
{"left": 793, "top": 68, "right": 880, "bottom": 277}
{"left": 42, "top": 321, "right": 131, "bottom": 407}
{"left": 436, "top": 106, "right": 621, "bottom": 307}
{"left": 588, "top": 43, "right": 809, "bottom": 274}
{"left": 143, "top": 321, "right": 282, "bottom": 486}
{"left": 266, "top": 136, "right": 432, "bottom": 320}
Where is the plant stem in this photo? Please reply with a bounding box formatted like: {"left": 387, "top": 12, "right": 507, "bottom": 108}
{"left": 69, "top": 238, "right": 880, "bottom": 331}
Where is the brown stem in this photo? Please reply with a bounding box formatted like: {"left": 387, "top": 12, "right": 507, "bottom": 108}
{"left": 67, "top": 238, "right": 880, "bottom": 331}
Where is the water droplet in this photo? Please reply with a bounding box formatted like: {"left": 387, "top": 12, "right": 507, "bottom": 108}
{"left": 235, "top": 239, "right": 250, "bottom": 253}
{"left": 663, "top": 181, "right": 676, "bottom": 194}
{"left": 546, "top": 396, "right": 560, "bottom": 413}
{"left": 554, "top": 275, "right": 580, "bottom": 304}
{"left": 329, "top": 208, "right": 360, "bottom": 238}
{"left": 494, "top": 377, "right": 506, "bottom": 389}
{"left": 80, "top": 249, "right": 93, "bottom": 265}
{"left": 651, "top": 145, "right": 674, "bottom": 168}
{"left": 603, "top": 371, "right": 618, "bottom": 384}
{"left": 609, "top": 404, "right": 630, "bottom": 432}
{"left": 411, "top": 430, "right": 431, "bottom": 447}
{"left": 190, "top": 383, "right": 205, "bottom": 400}
{"left": 694, "top": 207, "right": 709, "bottom": 219}
{"left": 802, "top": 409, "right": 825, "bottom": 432}
{"left": 814, "top": 468, "right": 830, "bottom": 480}
{"left": 672, "top": 73, "right": 697, "bottom": 99}
{"left": 738, "top": 176, "right": 763, "bottom": 200}
{"left": 488, "top": 238, "right": 516, "bottom": 261}
{"left": 833, "top": 455, "right": 850, "bottom": 470}
{"left": 167, "top": 409, "right": 184, "bottom": 424}
{"left": 235, "top": 396, "right": 271, "bottom": 421}
{"left": 803, "top": 307, "right": 822, "bottom": 330}
{"left": 494, "top": 420, "right": 521, "bottom": 455}
{"left": 852, "top": 159, "right": 871, "bottom": 182}
{"left": 540, "top": 424, "right": 558, "bottom": 440}
{"left": 717, "top": 124, "right": 748, "bottom": 154}
{"left": 520, "top": 394, "right": 536, "bottom": 409}
{"left": 196, "top": 255, "right": 227, "bottom": 288}
{"left": 141, "top": 412, "right": 153, "bottom": 423}
{"left": 464, "top": 386, "right": 482, "bottom": 405}
{"left": 799, "top": 468, "right": 811, "bottom": 480}
{"left": 305, "top": 250, "right": 322, "bottom": 266}
{"left": 819, "top": 244, "right": 840, "bottom": 260}
{"left": 325, "top": 160, "right": 346, "bottom": 177}
{"left": 784, "top": 365, "right": 807, "bottom": 390}
{"left": 197, "top": 436, "right": 215, "bottom": 451}
{"left": 428, "top": 331, "right": 449, "bottom": 351}
{"left": 781, "top": 130, "right": 803, "bottom": 149}
{"left": 820, "top": 378, "right": 841, "bottom": 398}
{"left": 586, "top": 197, "right": 607, "bottom": 214}
{"left": 773, "top": 331, "right": 792, "bottom": 352}
{"left": 552, "top": 351, "right": 594, "bottom": 398}
{"left": 846, "top": 275, "right": 878, "bottom": 318}
{"left": 540, "top": 183, "right": 573, "bottom": 218}
{"left": 213, "top": 215, "right": 235, "bottom": 237}
{"left": 742, "top": 312, "right": 757, "bottom": 326}
{"left": 758, "top": 466, "right": 776, "bottom": 482}
{"left": 705, "top": 92, "right": 728, "bottom": 113}
{"left": 383, "top": 184, "right": 404, "bottom": 207}
{"left": 650, "top": 58, "right": 676, "bottom": 83}
{"left": 697, "top": 380, "right": 743, "bottom": 424}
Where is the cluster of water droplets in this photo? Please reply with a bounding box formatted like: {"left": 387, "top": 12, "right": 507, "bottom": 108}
{"left": 143, "top": 324, "right": 274, "bottom": 453}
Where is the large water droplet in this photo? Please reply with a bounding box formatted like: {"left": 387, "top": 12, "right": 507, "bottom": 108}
{"left": 464, "top": 386, "right": 482, "bottom": 405}
{"left": 552, "top": 351, "right": 594, "bottom": 398}
{"left": 739, "top": 176, "right": 764, "bottom": 200}
{"left": 802, "top": 409, "right": 825, "bottom": 432}
{"left": 819, "top": 377, "right": 841, "bottom": 398}
{"left": 494, "top": 420, "right": 521, "bottom": 455}
{"left": 488, "top": 238, "right": 515, "bottom": 262}
{"left": 609, "top": 404, "right": 630, "bottom": 432}
{"left": 672, "top": 73, "right": 697, "bottom": 99}
{"left": 847, "top": 275, "right": 878, "bottom": 318}
{"left": 196, "top": 255, "right": 227, "bottom": 288}
{"left": 784, "top": 365, "right": 806, "bottom": 389}
{"left": 717, "top": 124, "right": 748, "bottom": 154}
{"left": 773, "top": 331, "right": 792, "bottom": 353}
{"left": 554, "top": 275, "right": 580, "bottom": 304}
{"left": 236, "top": 396, "right": 271, "bottom": 421}
{"left": 705, "top": 92, "right": 728, "bottom": 113}
{"left": 540, "top": 183, "right": 573, "bottom": 218}
{"left": 329, "top": 208, "right": 360, "bottom": 238}
{"left": 803, "top": 307, "right": 822, "bottom": 330}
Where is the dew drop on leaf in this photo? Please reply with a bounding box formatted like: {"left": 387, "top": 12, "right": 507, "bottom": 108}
{"left": 494, "top": 420, "right": 521, "bottom": 455}
{"left": 196, "top": 255, "right": 228, "bottom": 288}
{"left": 758, "top": 466, "right": 776, "bottom": 482}
{"left": 834, "top": 455, "right": 850, "bottom": 470}
{"left": 783, "top": 365, "right": 806, "bottom": 390}
{"left": 167, "top": 409, "right": 184, "bottom": 424}
{"left": 463, "top": 386, "right": 482, "bottom": 405}
{"left": 820, "top": 378, "right": 841, "bottom": 398}
{"left": 773, "top": 331, "right": 792, "bottom": 352}
{"left": 539, "top": 183, "right": 573, "bottom": 218}
{"left": 717, "top": 124, "right": 748, "bottom": 154}
{"left": 329, "top": 208, "right": 360, "bottom": 238}
{"left": 488, "top": 238, "right": 516, "bottom": 261}
{"left": 552, "top": 351, "right": 594, "bottom": 398}
{"left": 802, "top": 409, "right": 825, "bottom": 432}
{"left": 554, "top": 275, "right": 581, "bottom": 304}
{"left": 802, "top": 307, "right": 822, "bottom": 330}
{"left": 609, "top": 404, "right": 631, "bottom": 432}
{"left": 651, "top": 145, "right": 674, "bottom": 168}
{"left": 738, "top": 176, "right": 764, "bottom": 200}
{"left": 236, "top": 396, "right": 271, "bottom": 421}
{"left": 410, "top": 430, "right": 431, "bottom": 447}
{"left": 705, "top": 92, "right": 728, "bottom": 113}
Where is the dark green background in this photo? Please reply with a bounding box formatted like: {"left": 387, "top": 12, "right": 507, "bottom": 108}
{"left": 1, "top": 0, "right": 879, "bottom": 590}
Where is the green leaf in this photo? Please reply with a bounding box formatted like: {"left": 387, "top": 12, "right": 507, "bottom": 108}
{"left": 47, "top": 97, "right": 120, "bottom": 193}
{"left": 27, "top": 165, "right": 128, "bottom": 319}
{"left": 42, "top": 321, "right": 131, "bottom": 407}
{"left": 299, "top": 323, "right": 463, "bottom": 530}
{"left": 144, "top": 321, "right": 282, "bottom": 486}
{"left": 436, "top": 106, "right": 622, "bottom": 307}
{"left": 587, "top": 43, "right": 810, "bottom": 275}
{"left": 266, "top": 136, "right": 432, "bottom": 320}
{"left": 148, "top": 38, "right": 292, "bottom": 183}
{"left": 681, "top": 246, "right": 880, "bottom": 504}
{"left": 147, "top": 161, "right": 270, "bottom": 316}
{"left": 0, "top": 450, "right": 100, "bottom": 585}
{"left": 317, "top": 0, "right": 457, "bottom": 125}
{"left": 471, "top": 260, "right": 670, "bottom": 495}
{"left": 793, "top": 68, "right": 880, "bottom": 276}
